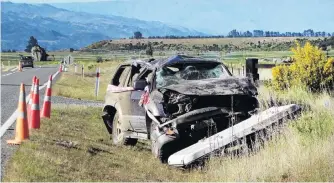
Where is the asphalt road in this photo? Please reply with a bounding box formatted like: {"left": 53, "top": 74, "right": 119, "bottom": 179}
{"left": 1, "top": 65, "right": 59, "bottom": 179}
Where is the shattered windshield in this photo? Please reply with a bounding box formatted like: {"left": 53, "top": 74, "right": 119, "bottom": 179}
{"left": 155, "top": 62, "right": 230, "bottom": 88}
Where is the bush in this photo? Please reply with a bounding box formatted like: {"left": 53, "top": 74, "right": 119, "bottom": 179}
{"left": 272, "top": 41, "right": 334, "bottom": 91}
{"left": 88, "top": 63, "right": 97, "bottom": 70}
{"left": 96, "top": 56, "right": 103, "bottom": 63}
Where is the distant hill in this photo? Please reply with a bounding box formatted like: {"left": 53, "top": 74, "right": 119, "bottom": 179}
{"left": 85, "top": 37, "right": 327, "bottom": 53}
{"left": 0, "top": 2, "right": 207, "bottom": 51}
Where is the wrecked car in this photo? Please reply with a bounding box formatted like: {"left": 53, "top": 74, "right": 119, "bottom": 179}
{"left": 102, "top": 55, "right": 262, "bottom": 163}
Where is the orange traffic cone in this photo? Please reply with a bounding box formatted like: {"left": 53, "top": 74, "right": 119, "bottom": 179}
{"left": 41, "top": 75, "right": 52, "bottom": 118}
{"left": 30, "top": 78, "right": 40, "bottom": 129}
{"left": 18, "top": 62, "right": 22, "bottom": 72}
{"left": 27, "top": 76, "right": 37, "bottom": 126}
{"left": 7, "top": 83, "right": 29, "bottom": 145}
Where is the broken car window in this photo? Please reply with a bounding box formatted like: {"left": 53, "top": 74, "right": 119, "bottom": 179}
{"left": 155, "top": 63, "right": 229, "bottom": 88}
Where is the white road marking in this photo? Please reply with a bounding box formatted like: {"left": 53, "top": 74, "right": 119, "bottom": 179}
{"left": 0, "top": 70, "right": 60, "bottom": 138}
{"left": 2, "top": 71, "right": 17, "bottom": 77}
{"left": 10, "top": 68, "right": 18, "bottom": 72}
{"left": 2, "top": 73, "right": 13, "bottom": 77}
{"left": 2, "top": 67, "right": 42, "bottom": 77}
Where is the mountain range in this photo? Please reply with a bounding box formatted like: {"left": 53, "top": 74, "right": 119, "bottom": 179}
{"left": 51, "top": 0, "right": 334, "bottom": 35}
{"left": 1, "top": 1, "right": 206, "bottom": 51}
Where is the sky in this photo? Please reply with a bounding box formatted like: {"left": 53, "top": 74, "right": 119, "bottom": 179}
{"left": 3, "top": 0, "right": 334, "bottom": 35}
{"left": 1, "top": 0, "right": 116, "bottom": 2}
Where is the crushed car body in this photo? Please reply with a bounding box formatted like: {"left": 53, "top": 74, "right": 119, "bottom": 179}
{"left": 101, "top": 55, "right": 301, "bottom": 166}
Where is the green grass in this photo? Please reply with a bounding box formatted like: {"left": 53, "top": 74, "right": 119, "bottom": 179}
{"left": 3, "top": 87, "right": 334, "bottom": 181}
{"left": 2, "top": 105, "right": 192, "bottom": 182}
{"left": 53, "top": 60, "right": 123, "bottom": 101}
{"left": 3, "top": 50, "right": 334, "bottom": 181}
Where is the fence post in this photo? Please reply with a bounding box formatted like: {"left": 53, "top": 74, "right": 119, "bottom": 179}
{"left": 231, "top": 63, "right": 234, "bottom": 74}
{"left": 81, "top": 65, "right": 84, "bottom": 78}
{"left": 95, "top": 67, "right": 100, "bottom": 97}
{"left": 242, "top": 65, "right": 245, "bottom": 76}
{"left": 74, "top": 64, "right": 77, "bottom": 73}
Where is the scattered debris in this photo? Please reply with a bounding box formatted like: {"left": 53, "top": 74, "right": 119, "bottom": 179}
{"left": 55, "top": 140, "right": 79, "bottom": 149}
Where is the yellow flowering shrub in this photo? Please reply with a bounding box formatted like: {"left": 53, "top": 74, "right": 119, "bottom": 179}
{"left": 272, "top": 41, "right": 334, "bottom": 91}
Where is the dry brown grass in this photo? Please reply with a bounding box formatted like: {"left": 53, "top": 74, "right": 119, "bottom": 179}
{"left": 111, "top": 37, "right": 321, "bottom": 46}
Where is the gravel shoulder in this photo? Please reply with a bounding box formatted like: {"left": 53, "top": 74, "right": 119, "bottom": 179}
{"left": 52, "top": 96, "right": 103, "bottom": 107}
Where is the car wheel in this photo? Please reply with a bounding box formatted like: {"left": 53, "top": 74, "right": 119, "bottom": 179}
{"left": 112, "top": 111, "right": 137, "bottom": 146}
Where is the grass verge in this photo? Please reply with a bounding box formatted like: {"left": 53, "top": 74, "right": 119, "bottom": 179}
{"left": 4, "top": 88, "right": 334, "bottom": 181}
{"left": 4, "top": 57, "right": 334, "bottom": 181}
{"left": 1, "top": 65, "right": 16, "bottom": 72}
{"left": 2, "top": 105, "right": 193, "bottom": 182}
{"left": 53, "top": 61, "right": 122, "bottom": 101}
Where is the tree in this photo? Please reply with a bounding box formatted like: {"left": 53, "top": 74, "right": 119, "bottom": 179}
{"left": 146, "top": 42, "right": 153, "bottom": 56}
{"left": 134, "top": 31, "right": 143, "bottom": 39}
{"left": 25, "top": 36, "right": 38, "bottom": 53}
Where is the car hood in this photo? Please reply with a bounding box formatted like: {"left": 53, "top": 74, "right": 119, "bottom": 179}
{"left": 159, "top": 77, "right": 258, "bottom": 96}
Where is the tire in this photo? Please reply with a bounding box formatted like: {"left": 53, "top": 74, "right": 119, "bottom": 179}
{"left": 31, "top": 65, "right": 34, "bottom": 68}
{"left": 111, "top": 111, "right": 138, "bottom": 146}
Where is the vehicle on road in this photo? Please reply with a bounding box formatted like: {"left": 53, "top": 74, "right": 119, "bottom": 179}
{"left": 101, "top": 55, "right": 300, "bottom": 165}
{"left": 19, "top": 55, "right": 34, "bottom": 68}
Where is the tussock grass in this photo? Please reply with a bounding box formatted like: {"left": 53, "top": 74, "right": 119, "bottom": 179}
{"left": 196, "top": 86, "right": 334, "bottom": 181}
{"left": 200, "top": 132, "right": 334, "bottom": 181}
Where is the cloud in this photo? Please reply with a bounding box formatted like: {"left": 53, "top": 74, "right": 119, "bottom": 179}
{"left": 2, "top": 0, "right": 128, "bottom": 3}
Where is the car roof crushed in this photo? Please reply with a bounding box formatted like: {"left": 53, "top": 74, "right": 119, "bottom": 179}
{"left": 129, "top": 55, "right": 221, "bottom": 70}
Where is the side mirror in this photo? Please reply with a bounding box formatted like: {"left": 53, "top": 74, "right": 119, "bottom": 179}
{"left": 133, "top": 79, "right": 147, "bottom": 90}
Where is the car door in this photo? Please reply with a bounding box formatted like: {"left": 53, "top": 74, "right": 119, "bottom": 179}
{"left": 104, "top": 64, "right": 132, "bottom": 107}
{"left": 123, "top": 65, "right": 150, "bottom": 133}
